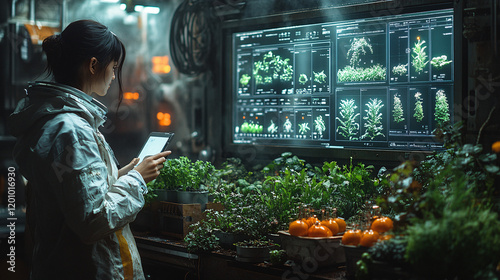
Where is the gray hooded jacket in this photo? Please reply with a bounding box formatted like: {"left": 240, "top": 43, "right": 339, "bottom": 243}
{"left": 9, "top": 82, "right": 146, "bottom": 280}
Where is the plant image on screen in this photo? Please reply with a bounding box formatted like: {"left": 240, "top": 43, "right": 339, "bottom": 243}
{"left": 314, "top": 115, "right": 326, "bottom": 138}
{"left": 267, "top": 120, "right": 278, "bottom": 134}
{"left": 392, "top": 64, "right": 408, "bottom": 76}
{"left": 298, "top": 122, "right": 310, "bottom": 134}
{"left": 336, "top": 99, "right": 360, "bottom": 140}
{"left": 434, "top": 89, "right": 450, "bottom": 126}
{"left": 239, "top": 74, "right": 251, "bottom": 87}
{"left": 313, "top": 70, "right": 327, "bottom": 84}
{"left": 283, "top": 119, "right": 293, "bottom": 133}
{"left": 430, "top": 55, "right": 452, "bottom": 69}
{"left": 411, "top": 37, "right": 429, "bottom": 75}
{"left": 253, "top": 51, "right": 293, "bottom": 86}
{"left": 393, "top": 94, "right": 405, "bottom": 123}
{"left": 337, "top": 37, "right": 386, "bottom": 82}
{"left": 240, "top": 122, "right": 263, "bottom": 134}
{"left": 361, "top": 98, "right": 385, "bottom": 140}
{"left": 413, "top": 92, "right": 424, "bottom": 122}
{"left": 299, "top": 74, "right": 308, "bottom": 85}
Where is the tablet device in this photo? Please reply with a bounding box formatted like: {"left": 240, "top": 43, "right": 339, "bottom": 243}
{"left": 137, "top": 132, "right": 174, "bottom": 164}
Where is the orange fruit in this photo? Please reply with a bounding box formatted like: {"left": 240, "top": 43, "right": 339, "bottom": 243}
{"left": 371, "top": 217, "right": 393, "bottom": 233}
{"left": 289, "top": 219, "right": 309, "bottom": 236}
{"left": 492, "top": 141, "right": 500, "bottom": 153}
{"left": 320, "top": 219, "right": 340, "bottom": 235}
{"left": 341, "top": 229, "right": 362, "bottom": 246}
{"left": 307, "top": 222, "right": 333, "bottom": 237}
{"left": 334, "top": 218, "right": 347, "bottom": 232}
{"left": 379, "top": 234, "right": 394, "bottom": 241}
{"left": 306, "top": 216, "right": 319, "bottom": 227}
{"left": 359, "top": 230, "right": 380, "bottom": 247}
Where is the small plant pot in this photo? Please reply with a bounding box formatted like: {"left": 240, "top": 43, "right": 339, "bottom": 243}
{"left": 176, "top": 190, "right": 209, "bottom": 210}
{"left": 235, "top": 245, "right": 276, "bottom": 263}
{"left": 213, "top": 231, "right": 250, "bottom": 249}
{"left": 154, "top": 189, "right": 177, "bottom": 203}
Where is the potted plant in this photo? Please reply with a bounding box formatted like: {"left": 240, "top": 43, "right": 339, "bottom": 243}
{"left": 234, "top": 238, "right": 278, "bottom": 263}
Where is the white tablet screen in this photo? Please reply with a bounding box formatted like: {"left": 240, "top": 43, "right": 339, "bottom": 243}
{"left": 137, "top": 135, "right": 171, "bottom": 164}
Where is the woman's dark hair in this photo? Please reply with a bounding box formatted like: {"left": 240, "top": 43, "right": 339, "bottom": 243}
{"left": 42, "top": 20, "right": 126, "bottom": 102}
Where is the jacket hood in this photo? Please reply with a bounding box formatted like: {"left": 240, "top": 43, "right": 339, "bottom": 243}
{"left": 8, "top": 82, "right": 108, "bottom": 137}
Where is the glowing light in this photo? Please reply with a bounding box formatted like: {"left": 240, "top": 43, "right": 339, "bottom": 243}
{"left": 134, "top": 5, "right": 160, "bottom": 14}
{"left": 124, "top": 92, "right": 139, "bottom": 100}
{"left": 152, "top": 56, "right": 171, "bottom": 74}
{"left": 157, "top": 112, "right": 172, "bottom": 126}
{"left": 120, "top": 3, "right": 126, "bottom": 10}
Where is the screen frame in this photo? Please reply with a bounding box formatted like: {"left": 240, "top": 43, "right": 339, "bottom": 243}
{"left": 220, "top": 1, "right": 463, "bottom": 166}
{"left": 137, "top": 132, "right": 175, "bottom": 164}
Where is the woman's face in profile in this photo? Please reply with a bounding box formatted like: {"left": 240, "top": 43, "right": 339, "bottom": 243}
{"left": 92, "top": 61, "right": 117, "bottom": 97}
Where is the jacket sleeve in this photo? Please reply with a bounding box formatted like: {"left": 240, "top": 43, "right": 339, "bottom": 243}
{"left": 48, "top": 118, "right": 146, "bottom": 244}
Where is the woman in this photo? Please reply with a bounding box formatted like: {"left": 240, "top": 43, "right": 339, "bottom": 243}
{"left": 8, "top": 20, "right": 166, "bottom": 279}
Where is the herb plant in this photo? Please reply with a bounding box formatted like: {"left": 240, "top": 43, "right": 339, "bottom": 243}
{"left": 298, "top": 122, "right": 310, "bottom": 134}
{"left": 347, "top": 37, "right": 373, "bottom": 67}
{"left": 298, "top": 73, "right": 308, "bottom": 85}
{"left": 361, "top": 98, "right": 385, "bottom": 140}
{"left": 411, "top": 37, "right": 428, "bottom": 74}
{"left": 283, "top": 119, "right": 293, "bottom": 133}
{"left": 267, "top": 120, "right": 278, "bottom": 134}
{"left": 240, "top": 122, "right": 263, "bottom": 134}
{"left": 313, "top": 70, "right": 327, "bottom": 84}
{"left": 392, "top": 64, "right": 408, "bottom": 76}
{"left": 413, "top": 92, "right": 424, "bottom": 122}
{"left": 314, "top": 115, "right": 326, "bottom": 137}
{"left": 392, "top": 94, "right": 405, "bottom": 123}
{"left": 430, "top": 55, "right": 452, "bottom": 69}
{"left": 336, "top": 99, "right": 360, "bottom": 140}
{"left": 253, "top": 51, "right": 293, "bottom": 86}
{"left": 337, "top": 37, "right": 386, "bottom": 82}
{"left": 434, "top": 89, "right": 450, "bottom": 126}
{"left": 239, "top": 74, "right": 251, "bottom": 87}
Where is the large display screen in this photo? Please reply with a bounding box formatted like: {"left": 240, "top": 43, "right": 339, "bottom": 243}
{"left": 231, "top": 9, "right": 454, "bottom": 151}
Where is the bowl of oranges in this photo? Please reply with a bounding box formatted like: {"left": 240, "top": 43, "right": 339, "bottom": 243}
{"left": 278, "top": 215, "right": 348, "bottom": 267}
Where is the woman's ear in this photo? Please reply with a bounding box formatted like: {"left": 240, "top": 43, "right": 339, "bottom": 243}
{"left": 89, "top": 57, "right": 98, "bottom": 75}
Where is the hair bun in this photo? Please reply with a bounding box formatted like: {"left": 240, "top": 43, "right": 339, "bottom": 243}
{"left": 42, "top": 34, "right": 64, "bottom": 72}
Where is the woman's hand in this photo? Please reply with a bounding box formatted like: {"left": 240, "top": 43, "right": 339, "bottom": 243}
{"left": 118, "top": 158, "right": 140, "bottom": 178}
{"left": 133, "top": 151, "right": 171, "bottom": 183}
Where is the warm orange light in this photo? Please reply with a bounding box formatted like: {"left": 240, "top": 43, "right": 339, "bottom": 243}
{"left": 243, "top": 116, "right": 246, "bottom": 119}
{"left": 157, "top": 112, "right": 172, "bottom": 126}
{"left": 152, "top": 56, "right": 171, "bottom": 74}
{"left": 302, "top": 116, "right": 305, "bottom": 119}
{"left": 124, "top": 92, "right": 139, "bottom": 100}
{"left": 255, "top": 116, "right": 258, "bottom": 119}
{"left": 417, "top": 36, "right": 420, "bottom": 40}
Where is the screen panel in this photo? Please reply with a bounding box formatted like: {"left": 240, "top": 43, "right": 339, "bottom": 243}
{"left": 231, "top": 9, "right": 454, "bottom": 153}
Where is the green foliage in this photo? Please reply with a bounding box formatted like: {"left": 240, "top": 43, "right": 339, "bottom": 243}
{"left": 253, "top": 51, "right": 293, "bottom": 85}
{"left": 240, "top": 121, "right": 263, "bottom": 134}
{"left": 298, "top": 73, "right": 308, "bottom": 85}
{"left": 361, "top": 98, "right": 385, "bottom": 140}
{"left": 239, "top": 74, "right": 251, "bottom": 87}
{"left": 411, "top": 38, "right": 428, "bottom": 74}
{"left": 149, "top": 156, "right": 215, "bottom": 192}
{"left": 430, "top": 55, "right": 452, "bottom": 69}
{"left": 298, "top": 122, "right": 310, "bottom": 134}
{"left": 313, "top": 70, "right": 327, "bottom": 84}
{"left": 336, "top": 99, "right": 360, "bottom": 140}
{"left": 413, "top": 92, "right": 424, "bottom": 122}
{"left": 283, "top": 119, "right": 293, "bottom": 133}
{"left": 184, "top": 211, "right": 219, "bottom": 253}
{"left": 434, "top": 89, "right": 450, "bottom": 126}
{"left": 337, "top": 64, "right": 386, "bottom": 82}
{"left": 392, "top": 64, "right": 408, "bottom": 76}
{"left": 392, "top": 94, "right": 405, "bottom": 123}
{"left": 314, "top": 115, "right": 326, "bottom": 137}
{"left": 267, "top": 120, "right": 278, "bottom": 134}
{"left": 347, "top": 37, "right": 374, "bottom": 67}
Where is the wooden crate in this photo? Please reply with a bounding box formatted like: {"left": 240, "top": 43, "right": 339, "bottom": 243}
{"left": 158, "top": 202, "right": 203, "bottom": 239}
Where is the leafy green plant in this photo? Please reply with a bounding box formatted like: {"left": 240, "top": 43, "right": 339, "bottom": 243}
{"left": 347, "top": 37, "right": 374, "bottom": 67}
{"left": 283, "top": 119, "right": 293, "bottom": 133}
{"left": 253, "top": 51, "right": 293, "bottom": 86}
{"left": 413, "top": 92, "right": 424, "bottom": 122}
{"left": 267, "top": 120, "right": 278, "bottom": 134}
{"left": 361, "top": 98, "right": 385, "bottom": 140}
{"left": 184, "top": 210, "right": 219, "bottom": 252}
{"left": 298, "top": 73, "right": 308, "bottom": 85}
{"left": 336, "top": 99, "right": 360, "bottom": 140}
{"left": 239, "top": 74, "right": 251, "bottom": 87}
{"left": 392, "top": 94, "right": 405, "bottom": 123}
{"left": 313, "top": 70, "right": 327, "bottom": 84}
{"left": 434, "top": 89, "right": 450, "bottom": 127}
{"left": 298, "top": 122, "right": 310, "bottom": 134}
{"left": 337, "top": 64, "right": 386, "bottom": 82}
{"left": 149, "top": 156, "right": 215, "bottom": 192}
{"left": 430, "top": 55, "right": 452, "bottom": 69}
{"left": 392, "top": 64, "right": 408, "bottom": 76}
{"left": 411, "top": 37, "right": 428, "bottom": 74}
{"left": 241, "top": 121, "right": 263, "bottom": 134}
{"left": 314, "top": 115, "right": 326, "bottom": 137}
